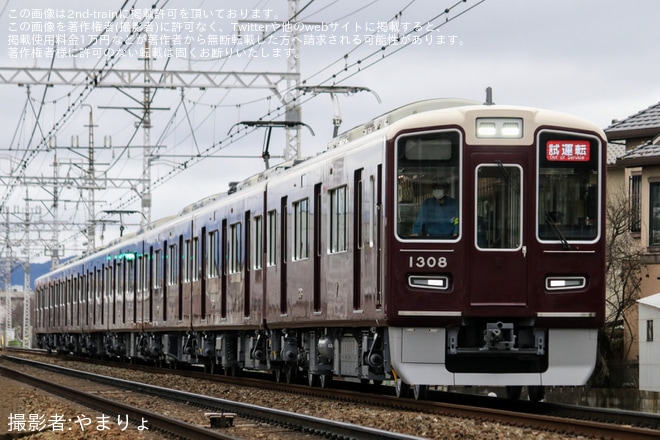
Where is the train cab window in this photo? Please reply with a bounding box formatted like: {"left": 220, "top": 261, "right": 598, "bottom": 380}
{"left": 396, "top": 131, "right": 461, "bottom": 239}
{"left": 537, "top": 132, "right": 600, "bottom": 243}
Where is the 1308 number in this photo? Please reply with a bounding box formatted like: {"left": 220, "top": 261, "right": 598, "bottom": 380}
{"left": 409, "top": 256, "right": 448, "bottom": 268}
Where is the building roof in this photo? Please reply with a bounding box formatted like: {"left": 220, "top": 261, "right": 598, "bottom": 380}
{"left": 605, "top": 101, "right": 660, "bottom": 141}
{"left": 638, "top": 293, "right": 660, "bottom": 310}
{"left": 616, "top": 136, "right": 660, "bottom": 167}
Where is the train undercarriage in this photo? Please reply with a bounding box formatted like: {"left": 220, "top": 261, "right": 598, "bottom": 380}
{"left": 37, "top": 326, "right": 390, "bottom": 387}
{"left": 36, "top": 321, "right": 597, "bottom": 403}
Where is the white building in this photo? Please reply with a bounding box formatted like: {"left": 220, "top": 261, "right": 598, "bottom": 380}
{"left": 638, "top": 293, "right": 660, "bottom": 392}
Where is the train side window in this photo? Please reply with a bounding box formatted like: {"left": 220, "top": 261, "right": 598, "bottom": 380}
{"left": 127, "top": 256, "right": 135, "bottom": 295}
{"left": 141, "top": 254, "right": 148, "bottom": 292}
{"left": 192, "top": 236, "right": 199, "bottom": 281}
{"left": 154, "top": 249, "right": 162, "bottom": 288}
{"left": 254, "top": 215, "right": 263, "bottom": 269}
{"left": 136, "top": 255, "right": 142, "bottom": 293}
{"left": 208, "top": 230, "right": 220, "bottom": 277}
{"left": 168, "top": 243, "right": 178, "bottom": 286}
{"left": 267, "top": 210, "right": 277, "bottom": 266}
{"left": 293, "top": 198, "right": 309, "bottom": 260}
{"left": 329, "top": 185, "right": 348, "bottom": 253}
{"left": 183, "top": 239, "right": 190, "bottom": 282}
{"left": 229, "top": 222, "right": 242, "bottom": 274}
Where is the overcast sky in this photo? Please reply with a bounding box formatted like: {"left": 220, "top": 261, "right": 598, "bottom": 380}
{"left": 0, "top": 0, "right": 658, "bottom": 258}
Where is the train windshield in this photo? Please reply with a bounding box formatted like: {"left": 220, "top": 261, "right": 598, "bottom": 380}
{"left": 396, "top": 130, "right": 461, "bottom": 240}
{"left": 537, "top": 131, "right": 600, "bottom": 243}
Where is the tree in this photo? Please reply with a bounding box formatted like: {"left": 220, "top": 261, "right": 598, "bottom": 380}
{"left": 604, "top": 187, "right": 642, "bottom": 361}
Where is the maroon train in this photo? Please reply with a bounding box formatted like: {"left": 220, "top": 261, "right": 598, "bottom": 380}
{"left": 34, "top": 98, "right": 606, "bottom": 400}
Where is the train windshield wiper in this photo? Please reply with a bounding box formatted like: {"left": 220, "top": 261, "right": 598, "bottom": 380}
{"left": 544, "top": 211, "right": 570, "bottom": 250}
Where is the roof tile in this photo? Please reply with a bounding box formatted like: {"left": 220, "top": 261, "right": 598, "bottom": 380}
{"left": 606, "top": 101, "right": 660, "bottom": 134}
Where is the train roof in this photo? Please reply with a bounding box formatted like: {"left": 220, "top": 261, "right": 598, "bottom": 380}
{"left": 327, "top": 98, "right": 480, "bottom": 149}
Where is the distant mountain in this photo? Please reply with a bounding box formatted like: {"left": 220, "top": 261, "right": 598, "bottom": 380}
{"left": 4, "top": 258, "right": 74, "bottom": 290}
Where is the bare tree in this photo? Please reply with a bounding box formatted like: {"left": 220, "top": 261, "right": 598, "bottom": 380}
{"left": 605, "top": 187, "right": 643, "bottom": 360}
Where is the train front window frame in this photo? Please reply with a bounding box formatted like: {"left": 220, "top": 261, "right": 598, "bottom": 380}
{"left": 396, "top": 129, "right": 462, "bottom": 241}
{"left": 475, "top": 163, "right": 523, "bottom": 251}
{"left": 537, "top": 130, "right": 601, "bottom": 244}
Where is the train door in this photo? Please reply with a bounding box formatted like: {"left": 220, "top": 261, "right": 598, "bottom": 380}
{"left": 469, "top": 153, "right": 528, "bottom": 307}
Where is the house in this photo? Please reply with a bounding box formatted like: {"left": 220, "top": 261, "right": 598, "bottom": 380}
{"left": 605, "top": 101, "right": 660, "bottom": 371}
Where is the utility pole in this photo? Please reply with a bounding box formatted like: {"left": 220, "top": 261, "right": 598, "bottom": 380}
{"left": 284, "top": 0, "right": 302, "bottom": 161}
{"left": 141, "top": 40, "right": 153, "bottom": 228}
{"left": 81, "top": 104, "right": 97, "bottom": 253}
{"left": 22, "top": 189, "right": 31, "bottom": 348}
{"left": 51, "top": 150, "right": 60, "bottom": 267}
{"left": 3, "top": 210, "right": 10, "bottom": 346}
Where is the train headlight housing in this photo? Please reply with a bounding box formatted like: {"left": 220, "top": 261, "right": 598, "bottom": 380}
{"left": 545, "top": 276, "right": 586, "bottom": 291}
{"left": 408, "top": 275, "right": 450, "bottom": 290}
{"left": 476, "top": 118, "right": 523, "bottom": 139}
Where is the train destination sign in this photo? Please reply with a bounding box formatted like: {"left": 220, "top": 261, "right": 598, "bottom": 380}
{"left": 546, "top": 140, "right": 590, "bottom": 162}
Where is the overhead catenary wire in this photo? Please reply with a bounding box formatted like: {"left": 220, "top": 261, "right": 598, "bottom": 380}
{"left": 97, "top": 0, "right": 488, "bottom": 217}
{"left": 5, "top": 0, "right": 487, "bottom": 260}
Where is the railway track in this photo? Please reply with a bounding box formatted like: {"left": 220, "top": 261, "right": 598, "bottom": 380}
{"left": 0, "top": 354, "right": 424, "bottom": 440}
{"left": 4, "top": 350, "right": 660, "bottom": 439}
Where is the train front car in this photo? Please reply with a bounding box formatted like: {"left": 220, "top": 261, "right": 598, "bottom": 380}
{"left": 387, "top": 103, "right": 605, "bottom": 400}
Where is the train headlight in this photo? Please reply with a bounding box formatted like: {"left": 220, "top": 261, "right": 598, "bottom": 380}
{"left": 408, "top": 275, "right": 450, "bottom": 290}
{"left": 545, "top": 276, "right": 586, "bottom": 291}
{"left": 476, "top": 118, "right": 523, "bottom": 139}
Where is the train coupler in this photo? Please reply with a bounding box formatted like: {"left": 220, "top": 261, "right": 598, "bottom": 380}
{"left": 482, "top": 321, "right": 516, "bottom": 351}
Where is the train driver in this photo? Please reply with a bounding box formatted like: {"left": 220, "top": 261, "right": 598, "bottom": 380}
{"left": 411, "top": 181, "right": 459, "bottom": 238}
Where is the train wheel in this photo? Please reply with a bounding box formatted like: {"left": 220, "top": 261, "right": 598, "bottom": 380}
{"left": 528, "top": 386, "right": 545, "bottom": 402}
{"left": 285, "top": 366, "right": 296, "bottom": 384}
{"left": 274, "top": 368, "right": 282, "bottom": 383}
{"left": 308, "top": 372, "right": 318, "bottom": 387}
{"left": 395, "top": 379, "right": 410, "bottom": 398}
{"left": 319, "top": 374, "right": 332, "bottom": 389}
{"left": 413, "top": 384, "right": 429, "bottom": 400}
{"left": 505, "top": 386, "right": 523, "bottom": 400}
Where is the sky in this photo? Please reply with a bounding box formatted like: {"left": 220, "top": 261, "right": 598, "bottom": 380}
{"left": 0, "top": 0, "right": 658, "bottom": 262}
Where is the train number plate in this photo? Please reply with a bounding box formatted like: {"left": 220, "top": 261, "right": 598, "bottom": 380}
{"left": 409, "top": 255, "right": 448, "bottom": 269}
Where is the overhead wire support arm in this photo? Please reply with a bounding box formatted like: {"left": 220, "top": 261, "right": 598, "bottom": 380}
{"left": 296, "top": 86, "right": 381, "bottom": 137}
{"left": 228, "top": 121, "right": 315, "bottom": 170}
{"left": 0, "top": 67, "right": 297, "bottom": 90}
